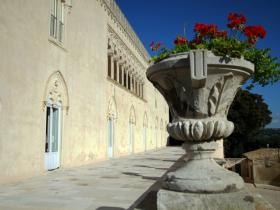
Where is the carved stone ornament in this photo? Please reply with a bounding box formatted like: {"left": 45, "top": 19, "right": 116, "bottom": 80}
{"left": 147, "top": 50, "right": 254, "bottom": 193}
{"left": 44, "top": 71, "right": 69, "bottom": 112}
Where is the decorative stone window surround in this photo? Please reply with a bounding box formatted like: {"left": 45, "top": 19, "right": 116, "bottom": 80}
{"left": 43, "top": 71, "right": 69, "bottom": 114}
{"left": 107, "top": 27, "right": 145, "bottom": 99}
{"left": 99, "top": 0, "right": 150, "bottom": 63}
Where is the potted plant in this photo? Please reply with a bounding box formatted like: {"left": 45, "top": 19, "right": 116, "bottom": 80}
{"left": 147, "top": 13, "right": 280, "bottom": 193}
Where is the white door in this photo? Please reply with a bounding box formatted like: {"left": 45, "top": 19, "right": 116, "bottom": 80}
{"left": 108, "top": 118, "right": 114, "bottom": 158}
{"left": 45, "top": 104, "right": 61, "bottom": 170}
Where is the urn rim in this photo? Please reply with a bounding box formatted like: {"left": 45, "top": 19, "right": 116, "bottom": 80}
{"left": 146, "top": 50, "right": 254, "bottom": 78}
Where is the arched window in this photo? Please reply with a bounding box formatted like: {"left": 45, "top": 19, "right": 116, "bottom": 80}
{"left": 43, "top": 71, "right": 69, "bottom": 171}
{"left": 129, "top": 105, "right": 136, "bottom": 154}
{"left": 107, "top": 97, "right": 117, "bottom": 158}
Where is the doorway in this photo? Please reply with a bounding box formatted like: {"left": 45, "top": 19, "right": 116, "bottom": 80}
{"left": 45, "top": 103, "right": 61, "bottom": 170}
{"left": 108, "top": 117, "right": 114, "bottom": 158}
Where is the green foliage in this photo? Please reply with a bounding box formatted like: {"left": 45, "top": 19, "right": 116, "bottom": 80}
{"left": 244, "top": 48, "right": 280, "bottom": 87}
{"left": 224, "top": 89, "right": 272, "bottom": 157}
{"left": 150, "top": 47, "right": 170, "bottom": 63}
{"left": 207, "top": 38, "right": 248, "bottom": 58}
{"left": 253, "top": 128, "right": 280, "bottom": 148}
{"left": 171, "top": 44, "right": 190, "bottom": 54}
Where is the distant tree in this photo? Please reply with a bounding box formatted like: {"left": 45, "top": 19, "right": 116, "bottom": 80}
{"left": 224, "top": 89, "right": 272, "bottom": 157}
{"left": 254, "top": 128, "right": 280, "bottom": 148}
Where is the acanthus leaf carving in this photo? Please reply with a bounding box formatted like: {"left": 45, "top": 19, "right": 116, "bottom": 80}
{"left": 208, "top": 73, "right": 234, "bottom": 117}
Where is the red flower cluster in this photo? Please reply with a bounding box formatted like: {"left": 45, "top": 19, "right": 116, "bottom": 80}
{"left": 174, "top": 35, "right": 187, "bottom": 45}
{"left": 194, "top": 23, "right": 227, "bottom": 40}
{"left": 215, "top": 30, "right": 228, "bottom": 38}
{"left": 244, "top": 26, "right": 266, "bottom": 39}
{"left": 194, "top": 23, "right": 218, "bottom": 37}
{"left": 227, "top": 13, "right": 246, "bottom": 29}
{"left": 150, "top": 41, "right": 161, "bottom": 51}
{"left": 244, "top": 26, "right": 266, "bottom": 44}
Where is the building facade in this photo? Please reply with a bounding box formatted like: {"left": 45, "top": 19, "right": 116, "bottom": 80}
{"left": 0, "top": 0, "right": 169, "bottom": 183}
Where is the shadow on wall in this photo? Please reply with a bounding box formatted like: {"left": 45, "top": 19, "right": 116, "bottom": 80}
{"left": 270, "top": 174, "right": 280, "bottom": 187}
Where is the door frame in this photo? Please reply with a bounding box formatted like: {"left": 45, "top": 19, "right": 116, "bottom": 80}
{"left": 45, "top": 100, "right": 62, "bottom": 170}
{"left": 107, "top": 117, "right": 114, "bottom": 158}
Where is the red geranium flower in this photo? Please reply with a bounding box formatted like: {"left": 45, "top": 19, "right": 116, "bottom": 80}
{"left": 174, "top": 35, "right": 187, "bottom": 45}
{"left": 194, "top": 23, "right": 218, "bottom": 38}
{"left": 150, "top": 41, "right": 161, "bottom": 51}
{"left": 244, "top": 26, "right": 266, "bottom": 39}
{"left": 215, "top": 30, "right": 228, "bottom": 38}
{"left": 227, "top": 13, "right": 246, "bottom": 29}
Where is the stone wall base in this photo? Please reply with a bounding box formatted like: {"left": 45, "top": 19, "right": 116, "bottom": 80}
{"left": 157, "top": 189, "right": 275, "bottom": 210}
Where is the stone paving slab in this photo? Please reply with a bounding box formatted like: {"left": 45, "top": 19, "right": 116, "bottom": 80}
{"left": 0, "top": 147, "right": 185, "bottom": 210}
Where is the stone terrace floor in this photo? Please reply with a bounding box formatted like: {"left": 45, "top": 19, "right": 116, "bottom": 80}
{"left": 0, "top": 147, "right": 185, "bottom": 210}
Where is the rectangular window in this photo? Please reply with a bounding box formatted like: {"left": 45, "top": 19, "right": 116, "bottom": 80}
{"left": 50, "top": 0, "right": 64, "bottom": 43}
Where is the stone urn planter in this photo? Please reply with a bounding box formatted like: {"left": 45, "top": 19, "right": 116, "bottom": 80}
{"left": 146, "top": 50, "right": 254, "bottom": 194}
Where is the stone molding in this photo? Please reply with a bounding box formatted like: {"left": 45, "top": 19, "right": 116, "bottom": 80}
{"left": 167, "top": 118, "right": 234, "bottom": 141}
{"left": 108, "top": 26, "right": 145, "bottom": 83}
{"left": 99, "top": 0, "right": 150, "bottom": 63}
{"left": 43, "top": 71, "right": 69, "bottom": 113}
{"left": 107, "top": 96, "right": 117, "bottom": 119}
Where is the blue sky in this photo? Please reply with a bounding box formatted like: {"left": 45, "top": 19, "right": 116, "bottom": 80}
{"left": 115, "top": 0, "right": 280, "bottom": 128}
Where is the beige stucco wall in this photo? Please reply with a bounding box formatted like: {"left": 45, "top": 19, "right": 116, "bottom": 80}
{"left": 0, "top": 0, "right": 168, "bottom": 184}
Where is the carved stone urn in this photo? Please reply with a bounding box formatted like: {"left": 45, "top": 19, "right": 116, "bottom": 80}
{"left": 147, "top": 50, "right": 254, "bottom": 193}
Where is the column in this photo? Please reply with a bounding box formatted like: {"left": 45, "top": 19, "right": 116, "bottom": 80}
{"left": 129, "top": 73, "right": 133, "bottom": 91}
{"left": 115, "top": 58, "right": 119, "bottom": 82}
{"left": 126, "top": 70, "right": 129, "bottom": 89}
{"left": 134, "top": 77, "right": 137, "bottom": 95}
{"left": 138, "top": 81, "right": 141, "bottom": 97}
{"left": 135, "top": 81, "right": 138, "bottom": 96}
{"left": 141, "top": 83, "right": 144, "bottom": 98}
{"left": 121, "top": 66, "right": 124, "bottom": 86}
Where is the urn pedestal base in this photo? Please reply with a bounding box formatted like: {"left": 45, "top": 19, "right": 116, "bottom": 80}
{"left": 157, "top": 189, "right": 275, "bottom": 210}
{"left": 163, "top": 142, "right": 244, "bottom": 193}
